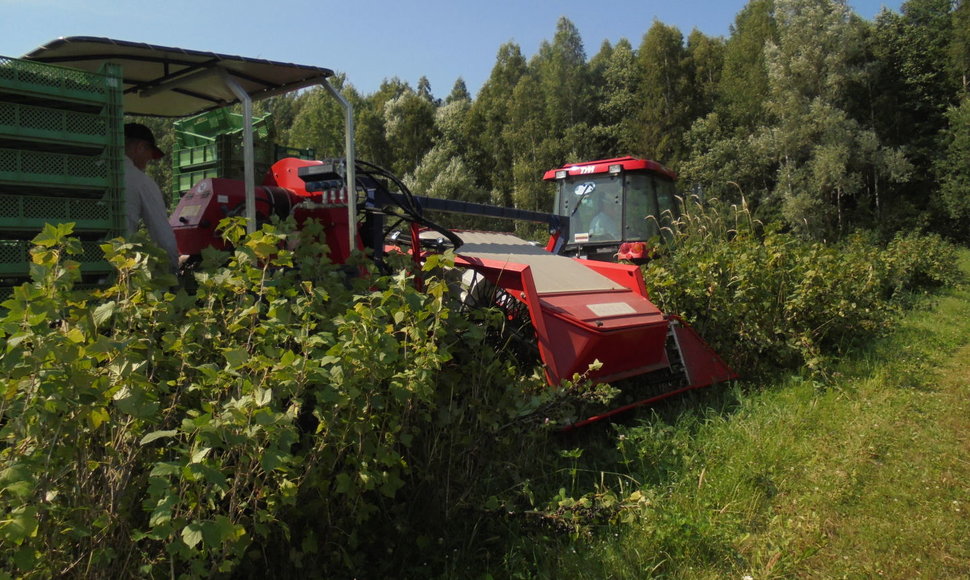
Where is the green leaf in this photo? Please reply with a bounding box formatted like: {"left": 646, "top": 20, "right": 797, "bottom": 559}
{"left": 181, "top": 523, "right": 203, "bottom": 549}
{"left": 88, "top": 407, "right": 110, "bottom": 429}
{"left": 0, "top": 465, "right": 35, "bottom": 500}
{"left": 65, "top": 327, "right": 85, "bottom": 343}
{"left": 149, "top": 462, "right": 182, "bottom": 477}
{"left": 92, "top": 301, "right": 116, "bottom": 327}
{"left": 30, "top": 222, "right": 75, "bottom": 248}
{"left": 149, "top": 494, "right": 176, "bottom": 527}
{"left": 140, "top": 430, "right": 178, "bottom": 445}
{"left": 115, "top": 389, "right": 160, "bottom": 419}
{"left": 276, "top": 349, "right": 297, "bottom": 369}
{"left": 12, "top": 545, "right": 38, "bottom": 571}
{"left": 260, "top": 449, "right": 286, "bottom": 472}
{"left": 224, "top": 347, "right": 250, "bottom": 370}
{"left": 335, "top": 472, "right": 352, "bottom": 494}
{"left": 0, "top": 506, "right": 38, "bottom": 545}
{"left": 190, "top": 447, "right": 212, "bottom": 464}
{"left": 201, "top": 516, "right": 239, "bottom": 547}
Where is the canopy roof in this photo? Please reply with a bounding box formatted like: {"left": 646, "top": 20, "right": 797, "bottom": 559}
{"left": 24, "top": 36, "right": 334, "bottom": 117}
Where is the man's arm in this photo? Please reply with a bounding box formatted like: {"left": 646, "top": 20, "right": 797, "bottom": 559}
{"left": 139, "top": 180, "right": 180, "bottom": 271}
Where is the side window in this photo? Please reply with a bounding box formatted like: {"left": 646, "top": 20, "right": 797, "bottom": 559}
{"left": 624, "top": 174, "right": 660, "bottom": 240}
{"left": 654, "top": 177, "right": 679, "bottom": 242}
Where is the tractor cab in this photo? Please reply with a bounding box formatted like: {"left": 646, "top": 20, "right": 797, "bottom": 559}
{"left": 544, "top": 156, "right": 679, "bottom": 263}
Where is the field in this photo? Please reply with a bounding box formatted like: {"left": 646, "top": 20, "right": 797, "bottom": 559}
{"left": 489, "top": 249, "right": 970, "bottom": 578}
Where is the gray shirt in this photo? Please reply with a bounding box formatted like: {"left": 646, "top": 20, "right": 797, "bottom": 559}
{"left": 124, "top": 156, "right": 179, "bottom": 270}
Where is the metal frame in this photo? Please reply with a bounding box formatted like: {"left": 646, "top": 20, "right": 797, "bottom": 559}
{"left": 24, "top": 36, "right": 353, "bottom": 243}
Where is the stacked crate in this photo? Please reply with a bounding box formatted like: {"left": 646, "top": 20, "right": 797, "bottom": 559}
{"left": 0, "top": 56, "right": 124, "bottom": 291}
{"left": 171, "top": 109, "right": 315, "bottom": 203}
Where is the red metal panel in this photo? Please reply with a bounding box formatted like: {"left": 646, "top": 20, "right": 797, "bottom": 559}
{"left": 571, "top": 258, "right": 649, "bottom": 297}
{"left": 671, "top": 317, "right": 738, "bottom": 388}
{"left": 169, "top": 171, "right": 358, "bottom": 263}
{"left": 454, "top": 253, "right": 671, "bottom": 385}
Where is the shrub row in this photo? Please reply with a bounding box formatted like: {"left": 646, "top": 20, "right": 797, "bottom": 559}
{"left": 0, "top": 220, "right": 600, "bottom": 578}
{"left": 643, "top": 197, "right": 962, "bottom": 376}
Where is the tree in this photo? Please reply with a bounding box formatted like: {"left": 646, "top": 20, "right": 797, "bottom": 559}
{"left": 936, "top": 96, "right": 970, "bottom": 237}
{"left": 417, "top": 75, "right": 437, "bottom": 104}
{"left": 383, "top": 87, "right": 438, "bottom": 177}
{"left": 445, "top": 78, "right": 471, "bottom": 104}
{"left": 534, "top": 17, "right": 591, "bottom": 137}
{"left": 436, "top": 85, "right": 473, "bottom": 159}
{"left": 686, "top": 29, "right": 727, "bottom": 120}
{"left": 757, "top": 0, "right": 910, "bottom": 236}
{"left": 590, "top": 39, "right": 641, "bottom": 157}
{"left": 636, "top": 20, "right": 693, "bottom": 164}
{"left": 408, "top": 88, "right": 486, "bottom": 204}
{"left": 407, "top": 145, "right": 484, "bottom": 203}
{"left": 355, "top": 78, "right": 410, "bottom": 169}
{"left": 261, "top": 92, "right": 303, "bottom": 147}
{"left": 952, "top": 0, "right": 970, "bottom": 92}
{"left": 505, "top": 74, "right": 554, "bottom": 212}
{"left": 464, "top": 42, "right": 528, "bottom": 207}
{"left": 288, "top": 76, "right": 360, "bottom": 159}
{"left": 717, "top": 0, "right": 778, "bottom": 129}
{"left": 865, "top": 0, "right": 957, "bottom": 229}
{"left": 871, "top": 0, "right": 956, "bottom": 154}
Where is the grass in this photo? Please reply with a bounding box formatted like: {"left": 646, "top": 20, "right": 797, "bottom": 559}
{"left": 478, "top": 248, "right": 970, "bottom": 578}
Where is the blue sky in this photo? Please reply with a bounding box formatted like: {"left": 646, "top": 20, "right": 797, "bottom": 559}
{"left": 0, "top": 0, "right": 903, "bottom": 98}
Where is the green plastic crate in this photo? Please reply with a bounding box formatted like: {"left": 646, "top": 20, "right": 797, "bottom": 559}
{"left": 174, "top": 162, "right": 273, "bottom": 192}
{"left": 172, "top": 141, "right": 219, "bottom": 169}
{"left": 174, "top": 167, "right": 221, "bottom": 194}
{"left": 0, "top": 56, "right": 121, "bottom": 110}
{"left": 0, "top": 146, "right": 123, "bottom": 192}
{"left": 173, "top": 109, "right": 269, "bottom": 148}
{"left": 0, "top": 193, "right": 123, "bottom": 233}
{"left": 172, "top": 136, "right": 274, "bottom": 171}
{"left": 0, "top": 100, "right": 116, "bottom": 152}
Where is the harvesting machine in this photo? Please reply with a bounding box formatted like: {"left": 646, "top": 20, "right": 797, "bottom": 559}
{"left": 8, "top": 37, "right": 735, "bottom": 427}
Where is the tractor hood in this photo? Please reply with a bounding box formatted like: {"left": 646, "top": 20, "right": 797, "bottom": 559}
{"left": 22, "top": 36, "right": 334, "bottom": 117}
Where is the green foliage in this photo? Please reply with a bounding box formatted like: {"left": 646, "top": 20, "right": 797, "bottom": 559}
{"left": 642, "top": 197, "right": 961, "bottom": 376}
{"left": 383, "top": 86, "right": 438, "bottom": 177}
{"left": 936, "top": 97, "right": 970, "bottom": 230}
{"left": 0, "top": 221, "right": 604, "bottom": 578}
{"left": 636, "top": 20, "right": 694, "bottom": 164}
{"left": 588, "top": 39, "right": 641, "bottom": 157}
{"left": 717, "top": 0, "right": 777, "bottom": 129}
{"left": 286, "top": 78, "right": 362, "bottom": 158}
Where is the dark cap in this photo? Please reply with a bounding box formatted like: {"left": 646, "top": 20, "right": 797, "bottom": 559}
{"left": 124, "top": 123, "right": 165, "bottom": 159}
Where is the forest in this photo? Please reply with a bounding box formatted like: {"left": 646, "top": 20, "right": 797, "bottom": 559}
{"left": 212, "top": 0, "right": 970, "bottom": 245}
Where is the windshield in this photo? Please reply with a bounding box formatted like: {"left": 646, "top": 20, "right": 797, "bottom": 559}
{"left": 557, "top": 172, "right": 679, "bottom": 245}
{"left": 559, "top": 175, "right": 623, "bottom": 243}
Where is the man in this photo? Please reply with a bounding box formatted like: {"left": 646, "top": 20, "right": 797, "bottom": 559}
{"left": 589, "top": 195, "right": 621, "bottom": 240}
{"left": 124, "top": 123, "right": 179, "bottom": 272}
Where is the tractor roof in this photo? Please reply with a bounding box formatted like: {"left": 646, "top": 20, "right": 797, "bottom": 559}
{"left": 542, "top": 156, "right": 677, "bottom": 181}
{"left": 23, "top": 36, "right": 334, "bottom": 117}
